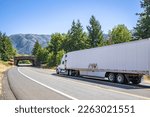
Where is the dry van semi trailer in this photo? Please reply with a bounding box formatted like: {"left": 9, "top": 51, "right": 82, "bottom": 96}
{"left": 56, "top": 39, "right": 150, "bottom": 84}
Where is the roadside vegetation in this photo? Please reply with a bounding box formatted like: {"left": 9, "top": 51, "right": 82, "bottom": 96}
{"left": 144, "top": 76, "right": 150, "bottom": 83}
{"left": 0, "top": 32, "right": 16, "bottom": 61}
{"left": 0, "top": 60, "right": 12, "bottom": 97}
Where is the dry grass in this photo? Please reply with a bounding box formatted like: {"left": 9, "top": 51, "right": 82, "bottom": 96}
{"left": 0, "top": 60, "right": 11, "bottom": 95}
{"left": 144, "top": 75, "right": 150, "bottom": 83}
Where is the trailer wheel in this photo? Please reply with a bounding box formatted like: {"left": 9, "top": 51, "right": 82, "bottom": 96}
{"left": 116, "top": 74, "right": 125, "bottom": 84}
{"left": 108, "top": 73, "right": 116, "bottom": 82}
{"left": 132, "top": 77, "right": 141, "bottom": 85}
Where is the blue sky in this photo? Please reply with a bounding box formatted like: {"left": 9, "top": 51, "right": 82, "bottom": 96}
{"left": 0, "top": 0, "right": 141, "bottom": 35}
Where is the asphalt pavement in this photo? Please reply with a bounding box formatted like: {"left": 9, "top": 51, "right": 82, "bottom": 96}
{"left": 6, "top": 67, "right": 150, "bottom": 100}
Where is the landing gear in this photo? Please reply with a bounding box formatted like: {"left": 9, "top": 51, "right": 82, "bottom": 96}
{"left": 67, "top": 70, "right": 80, "bottom": 76}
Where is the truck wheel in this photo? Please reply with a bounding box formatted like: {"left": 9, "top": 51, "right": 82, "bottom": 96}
{"left": 56, "top": 69, "right": 59, "bottom": 74}
{"left": 116, "top": 74, "right": 125, "bottom": 84}
{"left": 108, "top": 73, "right": 116, "bottom": 82}
{"left": 132, "top": 77, "right": 141, "bottom": 85}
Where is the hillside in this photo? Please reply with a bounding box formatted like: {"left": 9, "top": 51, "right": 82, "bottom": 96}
{"left": 9, "top": 34, "right": 51, "bottom": 54}
{"left": 9, "top": 34, "right": 108, "bottom": 55}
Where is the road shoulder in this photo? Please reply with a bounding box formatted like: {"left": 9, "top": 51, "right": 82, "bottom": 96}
{"left": 1, "top": 70, "right": 16, "bottom": 100}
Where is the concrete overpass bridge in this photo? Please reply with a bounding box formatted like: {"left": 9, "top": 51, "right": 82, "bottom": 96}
{"left": 14, "top": 56, "right": 37, "bottom": 66}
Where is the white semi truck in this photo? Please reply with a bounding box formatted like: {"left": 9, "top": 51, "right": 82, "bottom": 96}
{"left": 56, "top": 39, "right": 150, "bottom": 84}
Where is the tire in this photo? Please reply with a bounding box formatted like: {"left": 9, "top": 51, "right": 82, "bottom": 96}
{"left": 108, "top": 73, "right": 116, "bottom": 82}
{"left": 56, "top": 69, "right": 59, "bottom": 74}
{"left": 132, "top": 77, "right": 141, "bottom": 85}
{"left": 116, "top": 74, "right": 125, "bottom": 84}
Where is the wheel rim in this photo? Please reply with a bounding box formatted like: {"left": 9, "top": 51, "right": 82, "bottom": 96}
{"left": 108, "top": 73, "right": 115, "bottom": 82}
{"left": 117, "top": 74, "right": 124, "bottom": 83}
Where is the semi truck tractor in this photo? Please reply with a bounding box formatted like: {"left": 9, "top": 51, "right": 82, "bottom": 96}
{"left": 56, "top": 39, "right": 150, "bottom": 84}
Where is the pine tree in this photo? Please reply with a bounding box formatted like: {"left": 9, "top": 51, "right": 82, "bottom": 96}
{"left": 0, "top": 32, "right": 16, "bottom": 61}
{"left": 65, "top": 20, "right": 88, "bottom": 52}
{"left": 32, "top": 40, "right": 41, "bottom": 56}
{"left": 87, "top": 15, "right": 104, "bottom": 48}
{"left": 134, "top": 0, "right": 150, "bottom": 39}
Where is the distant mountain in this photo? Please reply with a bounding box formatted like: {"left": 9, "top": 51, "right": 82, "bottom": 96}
{"left": 9, "top": 34, "right": 51, "bottom": 54}
{"left": 9, "top": 33, "right": 108, "bottom": 55}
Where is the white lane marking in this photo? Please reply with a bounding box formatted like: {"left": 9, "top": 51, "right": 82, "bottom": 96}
{"left": 17, "top": 68, "right": 78, "bottom": 100}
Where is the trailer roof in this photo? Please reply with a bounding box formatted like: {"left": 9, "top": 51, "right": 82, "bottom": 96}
{"left": 68, "top": 38, "right": 150, "bottom": 54}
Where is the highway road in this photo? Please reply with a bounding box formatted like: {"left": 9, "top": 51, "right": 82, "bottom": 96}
{"left": 7, "top": 67, "right": 150, "bottom": 100}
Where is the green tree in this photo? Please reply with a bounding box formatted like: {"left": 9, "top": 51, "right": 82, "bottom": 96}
{"left": 47, "top": 50, "right": 65, "bottom": 67}
{"left": 32, "top": 40, "right": 41, "bottom": 56}
{"left": 32, "top": 40, "right": 49, "bottom": 66}
{"left": 0, "top": 32, "right": 16, "bottom": 61}
{"left": 47, "top": 33, "right": 65, "bottom": 66}
{"left": 64, "top": 20, "right": 88, "bottom": 52}
{"left": 134, "top": 0, "right": 150, "bottom": 39}
{"left": 56, "top": 50, "right": 65, "bottom": 65}
{"left": 109, "top": 24, "right": 132, "bottom": 44}
{"left": 87, "top": 15, "right": 104, "bottom": 48}
{"left": 47, "top": 52, "right": 55, "bottom": 67}
{"left": 36, "top": 48, "right": 48, "bottom": 64}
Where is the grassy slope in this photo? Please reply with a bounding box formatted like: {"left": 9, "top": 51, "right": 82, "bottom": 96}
{"left": 144, "top": 75, "right": 150, "bottom": 83}
{"left": 0, "top": 60, "right": 11, "bottom": 96}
